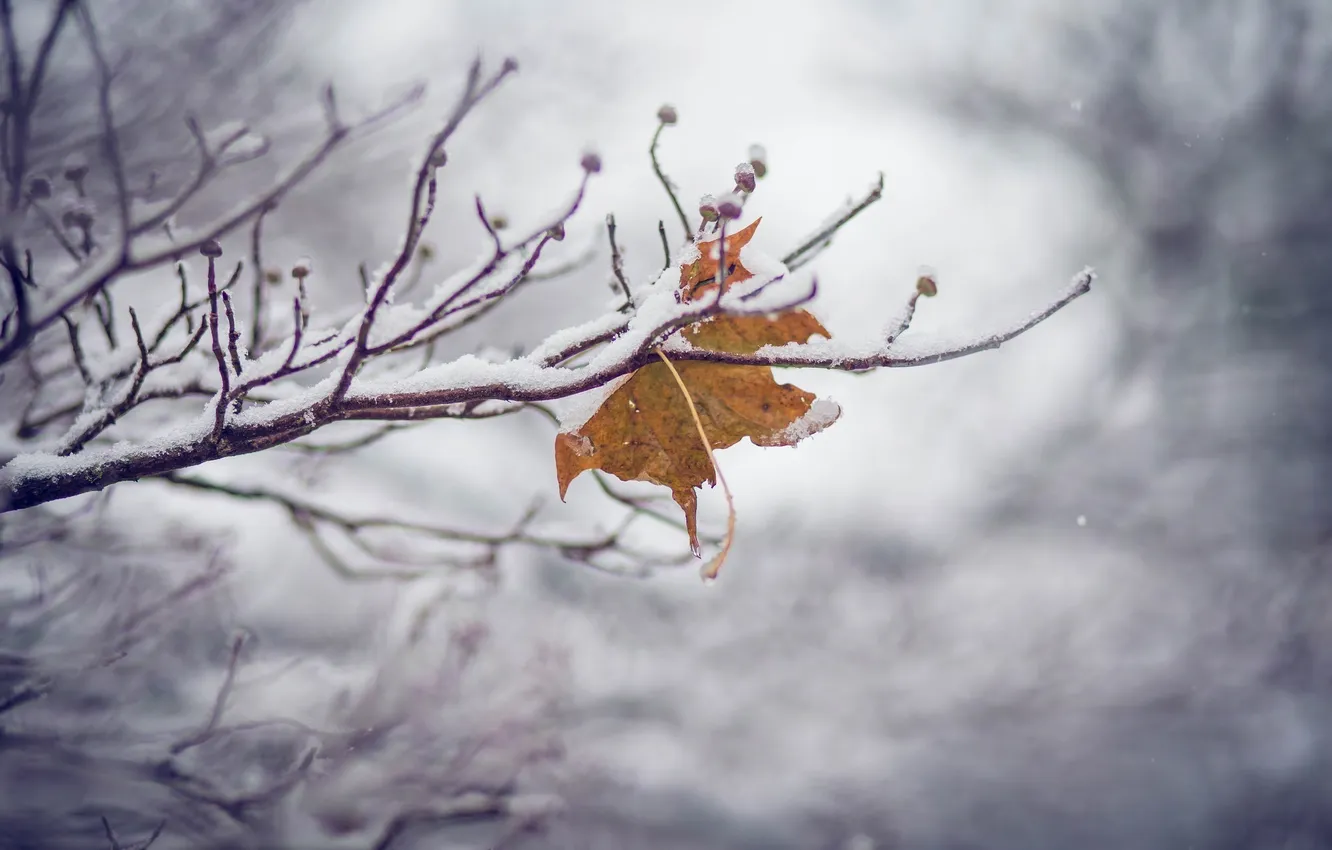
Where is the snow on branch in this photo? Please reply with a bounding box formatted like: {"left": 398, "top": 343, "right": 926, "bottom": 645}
{"left": 0, "top": 21, "right": 1093, "bottom": 576}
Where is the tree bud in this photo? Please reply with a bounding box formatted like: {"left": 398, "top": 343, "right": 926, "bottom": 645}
{"left": 716, "top": 192, "right": 743, "bottom": 220}
{"left": 734, "top": 162, "right": 756, "bottom": 193}
{"left": 27, "top": 176, "right": 52, "bottom": 200}
{"left": 748, "top": 144, "right": 768, "bottom": 179}
{"left": 63, "top": 155, "right": 89, "bottom": 183}
{"left": 916, "top": 266, "right": 938, "bottom": 297}
{"left": 698, "top": 194, "right": 719, "bottom": 222}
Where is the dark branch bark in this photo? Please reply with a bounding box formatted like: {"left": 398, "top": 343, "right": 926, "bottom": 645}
{"left": 0, "top": 267, "right": 1091, "bottom": 512}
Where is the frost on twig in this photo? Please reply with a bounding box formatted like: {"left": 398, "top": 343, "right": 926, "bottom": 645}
{"left": 0, "top": 23, "right": 1093, "bottom": 579}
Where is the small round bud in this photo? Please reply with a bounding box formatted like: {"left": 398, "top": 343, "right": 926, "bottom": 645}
{"left": 657, "top": 104, "right": 678, "bottom": 125}
{"left": 915, "top": 265, "right": 938, "bottom": 297}
{"left": 61, "top": 206, "right": 93, "bottom": 229}
{"left": 417, "top": 242, "right": 435, "bottom": 260}
{"left": 199, "top": 239, "right": 223, "bottom": 258}
{"left": 62, "top": 154, "right": 88, "bottom": 183}
{"left": 429, "top": 149, "right": 448, "bottom": 169}
{"left": 716, "top": 192, "right": 743, "bottom": 220}
{"left": 489, "top": 214, "right": 509, "bottom": 231}
{"left": 264, "top": 269, "right": 282, "bottom": 285}
{"left": 580, "top": 150, "right": 602, "bottom": 174}
{"left": 733, "top": 161, "right": 756, "bottom": 193}
{"left": 748, "top": 144, "right": 768, "bottom": 179}
{"left": 27, "top": 176, "right": 52, "bottom": 200}
{"left": 698, "top": 193, "right": 719, "bottom": 222}
{"left": 291, "top": 257, "right": 311, "bottom": 278}
{"left": 502, "top": 57, "right": 519, "bottom": 74}
{"left": 547, "top": 222, "right": 566, "bottom": 241}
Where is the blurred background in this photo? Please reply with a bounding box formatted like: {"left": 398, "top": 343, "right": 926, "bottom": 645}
{"left": 3, "top": 0, "right": 1332, "bottom": 847}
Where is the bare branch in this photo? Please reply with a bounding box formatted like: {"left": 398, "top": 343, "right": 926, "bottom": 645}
{"left": 282, "top": 295, "right": 304, "bottom": 368}
{"left": 370, "top": 796, "right": 511, "bottom": 850}
{"left": 0, "top": 44, "right": 1095, "bottom": 536}
{"left": 388, "top": 231, "right": 561, "bottom": 353}
{"left": 169, "top": 632, "right": 246, "bottom": 754}
{"left": 22, "top": 3, "right": 77, "bottom": 136}
{"left": 248, "top": 203, "right": 272, "bottom": 353}
{"left": 782, "top": 172, "right": 884, "bottom": 270}
{"left": 52, "top": 305, "right": 154, "bottom": 455}
{"left": 128, "top": 303, "right": 148, "bottom": 367}
{"left": 0, "top": 83, "right": 424, "bottom": 366}
{"left": 522, "top": 239, "right": 597, "bottom": 283}
{"left": 220, "top": 290, "right": 241, "bottom": 373}
{"left": 320, "top": 82, "right": 342, "bottom": 132}
{"left": 282, "top": 422, "right": 413, "bottom": 454}
{"left": 329, "top": 61, "right": 516, "bottom": 403}
{"left": 74, "top": 2, "right": 131, "bottom": 249}
{"left": 203, "top": 250, "right": 229, "bottom": 442}
{"left": 100, "top": 815, "right": 122, "bottom": 850}
{"left": 25, "top": 194, "right": 83, "bottom": 260}
{"left": 156, "top": 471, "right": 687, "bottom": 578}
{"left": 605, "top": 213, "right": 632, "bottom": 309}
{"left": 59, "top": 311, "right": 91, "bottom": 384}
{"left": 132, "top": 821, "right": 166, "bottom": 850}
{"left": 132, "top": 114, "right": 265, "bottom": 237}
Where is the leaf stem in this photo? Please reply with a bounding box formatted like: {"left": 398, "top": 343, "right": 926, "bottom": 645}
{"left": 653, "top": 347, "right": 735, "bottom": 581}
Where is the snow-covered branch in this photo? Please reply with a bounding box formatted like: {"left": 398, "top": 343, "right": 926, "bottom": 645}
{"left": 0, "top": 15, "right": 1093, "bottom": 578}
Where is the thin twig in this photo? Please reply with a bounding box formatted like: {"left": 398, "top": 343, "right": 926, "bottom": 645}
{"left": 372, "top": 172, "right": 591, "bottom": 356}
{"left": 205, "top": 255, "right": 229, "bottom": 442}
{"left": 220, "top": 291, "right": 241, "bottom": 374}
{"left": 248, "top": 204, "right": 272, "bottom": 353}
{"left": 522, "top": 240, "right": 597, "bottom": 282}
{"left": 649, "top": 120, "right": 691, "bottom": 242}
{"left": 132, "top": 820, "right": 166, "bottom": 850}
{"left": 133, "top": 117, "right": 264, "bottom": 237}
{"left": 331, "top": 59, "right": 515, "bottom": 403}
{"left": 25, "top": 196, "right": 83, "bottom": 261}
{"left": 605, "top": 214, "right": 633, "bottom": 309}
{"left": 128, "top": 305, "right": 148, "bottom": 369}
{"left": 282, "top": 296, "right": 303, "bottom": 369}
{"left": 92, "top": 288, "right": 117, "bottom": 347}
{"left": 100, "top": 815, "right": 122, "bottom": 850}
{"left": 475, "top": 194, "right": 501, "bottom": 254}
{"left": 0, "top": 84, "right": 424, "bottom": 367}
{"left": 73, "top": 3, "right": 131, "bottom": 251}
{"left": 59, "top": 312, "right": 91, "bottom": 384}
{"left": 170, "top": 632, "right": 246, "bottom": 754}
{"left": 220, "top": 290, "right": 244, "bottom": 412}
{"left": 781, "top": 172, "right": 884, "bottom": 270}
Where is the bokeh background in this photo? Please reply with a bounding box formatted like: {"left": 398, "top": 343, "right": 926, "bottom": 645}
{"left": 4, "top": 1, "right": 1332, "bottom": 847}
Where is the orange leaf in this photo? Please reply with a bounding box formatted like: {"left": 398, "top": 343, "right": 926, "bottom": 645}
{"left": 679, "top": 217, "right": 762, "bottom": 299}
{"left": 555, "top": 219, "right": 839, "bottom": 559}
